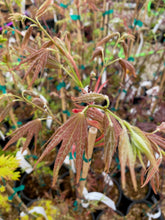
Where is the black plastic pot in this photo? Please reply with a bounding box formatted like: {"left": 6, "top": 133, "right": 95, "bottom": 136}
{"left": 121, "top": 168, "right": 152, "bottom": 203}
{"left": 125, "top": 200, "right": 164, "bottom": 219}
{"left": 15, "top": 169, "right": 53, "bottom": 205}
{"left": 96, "top": 209, "right": 124, "bottom": 220}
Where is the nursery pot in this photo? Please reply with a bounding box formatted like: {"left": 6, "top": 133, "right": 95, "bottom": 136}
{"left": 18, "top": 170, "right": 52, "bottom": 205}
{"left": 122, "top": 169, "right": 151, "bottom": 202}
{"left": 51, "top": 171, "right": 95, "bottom": 220}
{"left": 87, "top": 171, "right": 122, "bottom": 210}
{"left": 125, "top": 200, "right": 163, "bottom": 219}
{"left": 96, "top": 209, "right": 124, "bottom": 220}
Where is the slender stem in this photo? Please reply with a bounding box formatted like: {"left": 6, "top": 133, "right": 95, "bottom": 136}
{"left": 5, "top": 183, "right": 36, "bottom": 219}
{"left": 35, "top": 17, "right": 83, "bottom": 87}
{"left": 22, "top": 90, "right": 62, "bottom": 125}
{"left": 105, "top": 57, "right": 121, "bottom": 67}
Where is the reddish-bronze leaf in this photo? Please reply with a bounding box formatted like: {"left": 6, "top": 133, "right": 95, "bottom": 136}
{"left": 3, "top": 119, "right": 42, "bottom": 153}
{"left": 0, "top": 102, "right": 13, "bottom": 123}
{"left": 34, "top": 113, "right": 88, "bottom": 186}
{"left": 109, "top": 115, "right": 122, "bottom": 143}
{"left": 103, "top": 114, "right": 116, "bottom": 173}
{"left": 87, "top": 119, "right": 103, "bottom": 132}
{"left": 141, "top": 155, "right": 162, "bottom": 188}
{"left": 147, "top": 133, "right": 165, "bottom": 150}
{"left": 22, "top": 26, "right": 33, "bottom": 49}
{"left": 86, "top": 107, "right": 104, "bottom": 124}
{"left": 36, "top": 0, "right": 53, "bottom": 17}
{"left": 20, "top": 49, "right": 49, "bottom": 88}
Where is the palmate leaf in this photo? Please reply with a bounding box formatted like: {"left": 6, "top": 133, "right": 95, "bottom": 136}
{"left": 86, "top": 107, "right": 104, "bottom": 124}
{"left": 34, "top": 113, "right": 88, "bottom": 186}
{"left": 118, "top": 127, "right": 137, "bottom": 190}
{"left": 118, "top": 129, "right": 129, "bottom": 189}
{"left": 0, "top": 102, "right": 13, "bottom": 123}
{"left": 141, "top": 156, "right": 162, "bottom": 190}
{"left": 103, "top": 114, "right": 116, "bottom": 173}
{"left": 127, "top": 139, "right": 137, "bottom": 190}
{"left": 3, "top": 119, "right": 42, "bottom": 153}
{"left": 130, "top": 127, "right": 157, "bottom": 169}
{"left": 147, "top": 133, "right": 165, "bottom": 151}
{"left": 17, "top": 41, "right": 53, "bottom": 87}
{"left": 21, "top": 26, "right": 33, "bottom": 49}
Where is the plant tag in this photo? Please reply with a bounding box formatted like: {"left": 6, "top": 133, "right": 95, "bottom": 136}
{"left": 140, "top": 81, "right": 152, "bottom": 87}
{"left": 147, "top": 208, "right": 161, "bottom": 220}
{"left": 20, "top": 207, "right": 48, "bottom": 220}
{"left": 83, "top": 187, "right": 116, "bottom": 210}
{"left": 146, "top": 86, "right": 159, "bottom": 96}
{"left": 46, "top": 116, "right": 52, "bottom": 129}
{"left": 152, "top": 16, "right": 163, "bottom": 34}
{"left": 101, "top": 70, "right": 107, "bottom": 87}
{"left": 16, "top": 149, "right": 33, "bottom": 174}
{"left": 0, "top": 130, "right": 5, "bottom": 140}
{"left": 102, "top": 172, "right": 113, "bottom": 186}
{"left": 21, "top": 0, "right": 25, "bottom": 13}
{"left": 64, "top": 155, "right": 76, "bottom": 173}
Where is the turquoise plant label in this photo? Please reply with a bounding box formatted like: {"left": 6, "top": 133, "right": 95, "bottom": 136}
{"left": 102, "top": 9, "right": 114, "bottom": 16}
{"left": 0, "top": 85, "right": 6, "bottom": 94}
{"left": 70, "top": 15, "right": 81, "bottom": 21}
{"left": 134, "top": 19, "right": 143, "bottom": 27}
{"left": 128, "top": 57, "right": 135, "bottom": 62}
{"left": 62, "top": 110, "right": 71, "bottom": 117}
{"left": 56, "top": 81, "right": 66, "bottom": 91}
{"left": 60, "top": 3, "right": 68, "bottom": 8}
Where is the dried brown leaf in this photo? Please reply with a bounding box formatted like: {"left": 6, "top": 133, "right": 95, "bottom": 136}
{"left": 72, "top": 93, "right": 108, "bottom": 105}
{"left": 121, "top": 41, "right": 128, "bottom": 60}
{"left": 96, "top": 33, "right": 120, "bottom": 47}
{"left": 119, "top": 59, "right": 136, "bottom": 78}
{"left": 91, "top": 47, "right": 104, "bottom": 60}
